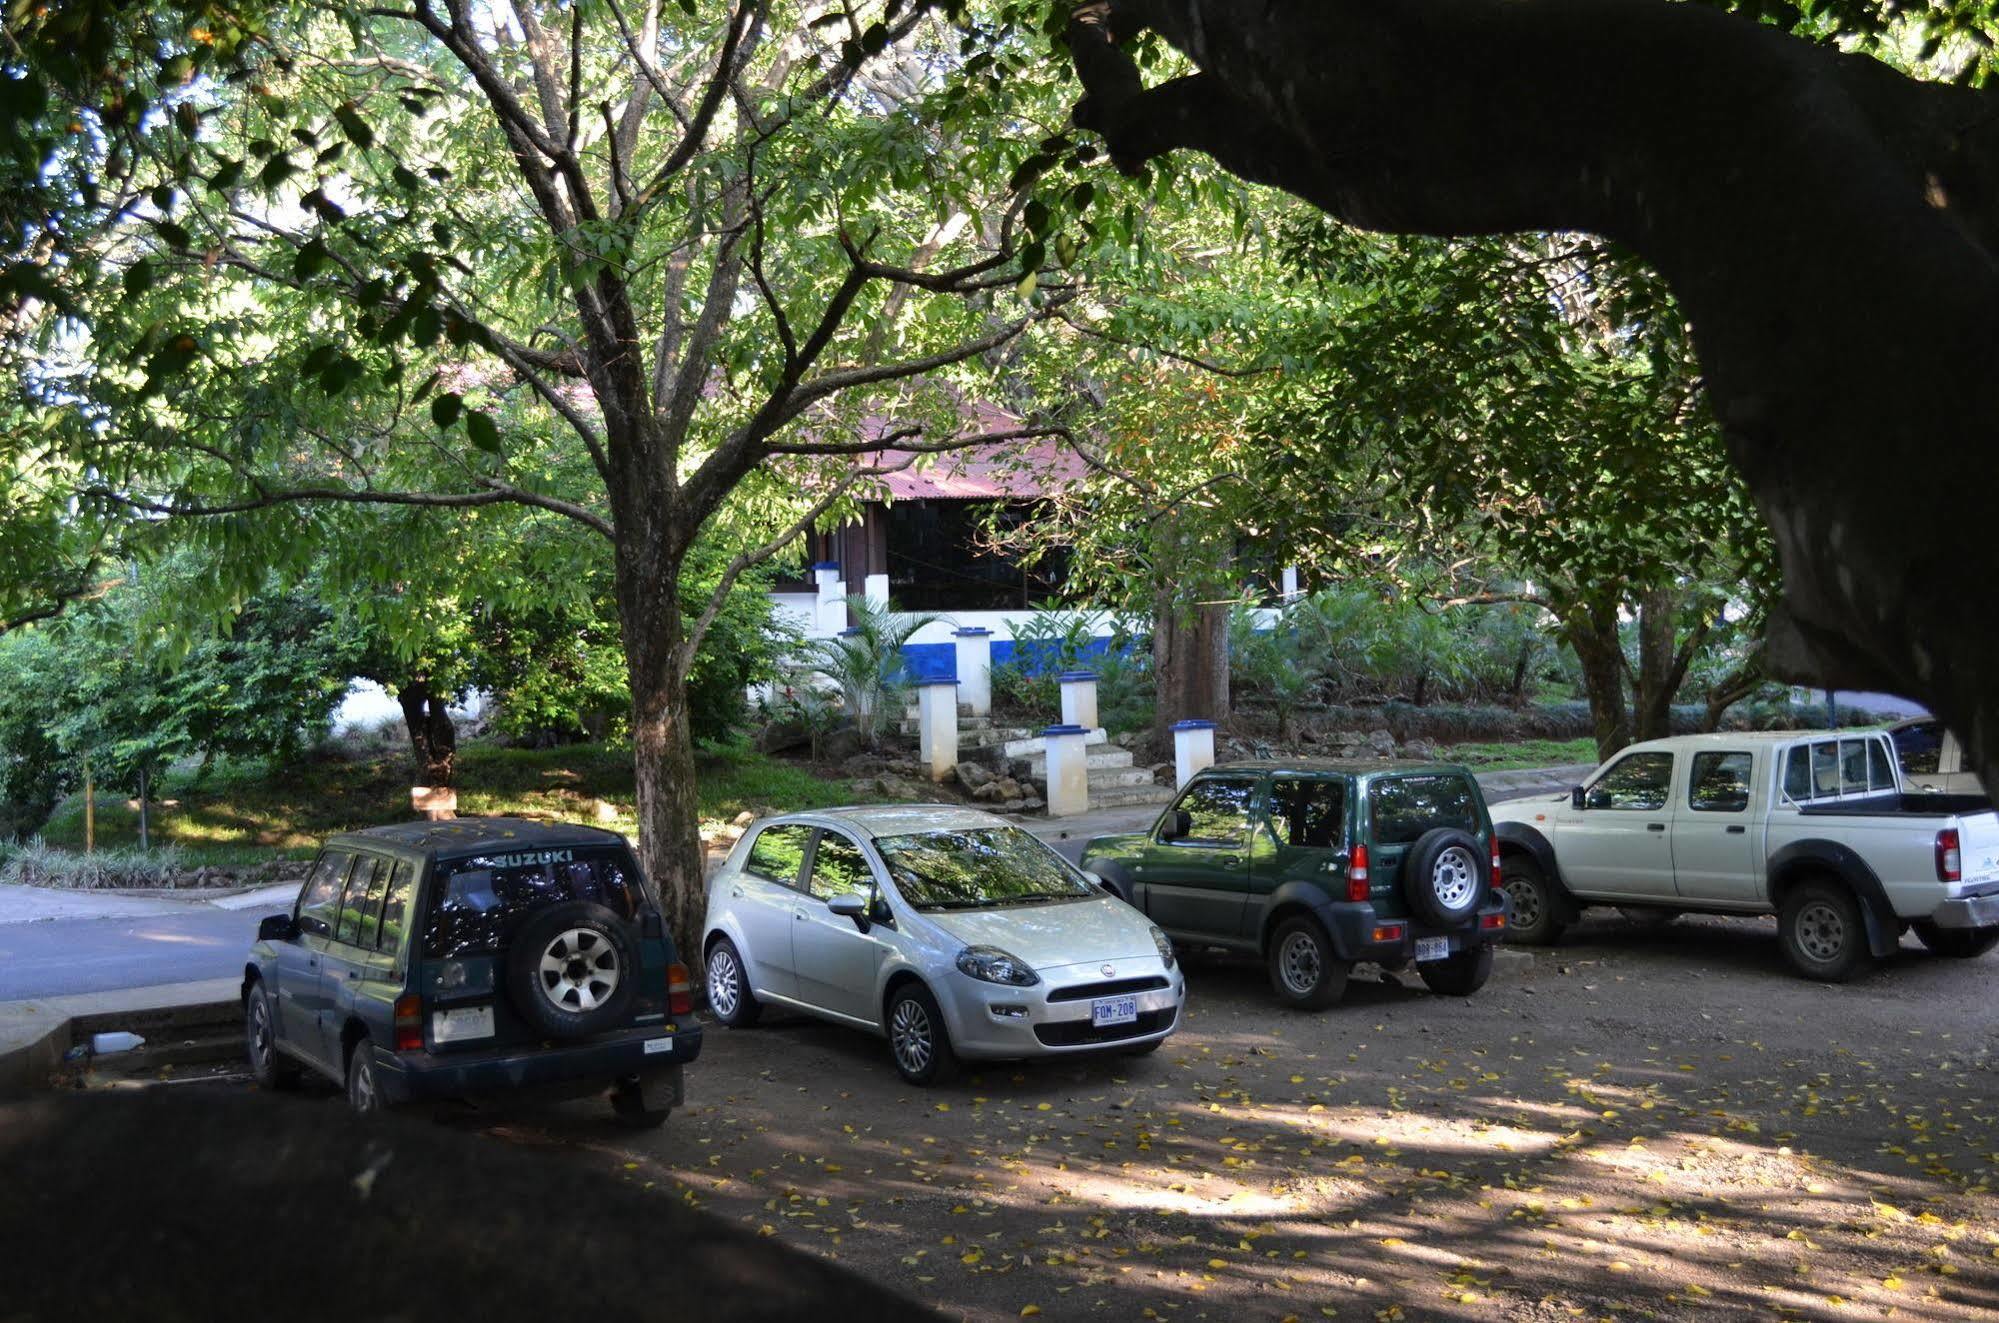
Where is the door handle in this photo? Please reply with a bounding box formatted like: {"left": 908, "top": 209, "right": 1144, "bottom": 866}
{"left": 308, "top": 958, "right": 319, "bottom": 969}
{"left": 1725, "top": 825, "right": 1746, "bottom": 835}
{"left": 794, "top": 911, "right": 805, "bottom": 921}
{"left": 1646, "top": 824, "right": 1666, "bottom": 832}
{"left": 1216, "top": 855, "right": 1242, "bottom": 867}
{"left": 346, "top": 970, "right": 359, "bottom": 980}
{"left": 731, "top": 887, "right": 743, "bottom": 898}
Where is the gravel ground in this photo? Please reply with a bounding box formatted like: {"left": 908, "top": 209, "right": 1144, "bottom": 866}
{"left": 462, "top": 916, "right": 1997, "bottom": 1321}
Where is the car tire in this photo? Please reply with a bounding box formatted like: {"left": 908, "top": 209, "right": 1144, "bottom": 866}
{"left": 1615, "top": 906, "right": 1683, "bottom": 927}
{"left": 244, "top": 980, "right": 299, "bottom": 1091}
{"left": 505, "top": 901, "right": 640, "bottom": 1039}
{"left": 704, "top": 937, "right": 762, "bottom": 1027}
{"left": 345, "top": 1043, "right": 384, "bottom": 1116}
{"left": 1500, "top": 854, "right": 1567, "bottom": 946}
{"left": 1912, "top": 921, "right": 1999, "bottom": 959}
{"left": 1418, "top": 946, "right": 1494, "bottom": 997}
{"left": 610, "top": 1077, "right": 672, "bottom": 1129}
{"left": 1403, "top": 828, "right": 1488, "bottom": 928}
{"left": 1779, "top": 880, "right": 1873, "bottom": 982}
{"left": 885, "top": 982, "right": 959, "bottom": 1087}
{"left": 1267, "top": 916, "right": 1350, "bottom": 1010}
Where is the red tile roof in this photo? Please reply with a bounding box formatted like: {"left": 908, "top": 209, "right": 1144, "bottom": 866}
{"left": 860, "top": 405, "right": 1089, "bottom": 501}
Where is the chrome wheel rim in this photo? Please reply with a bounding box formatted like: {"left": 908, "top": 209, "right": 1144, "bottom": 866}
{"left": 248, "top": 996, "right": 272, "bottom": 1072}
{"left": 1431, "top": 846, "right": 1478, "bottom": 910}
{"left": 1797, "top": 901, "right": 1847, "bottom": 963}
{"left": 537, "top": 928, "right": 621, "bottom": 1011}
{"left": 708, "top": 948, "right": 741, "bottom": 1018}
{"left": 890, "top": 998, "right": 933, "bottom": 1075}
{"left": 1504, "top": 877, "right": 1542, "bottom": 930}
{"left": 1278, "top": 931, "right": 1323, "bottom": 996}
{"left": 349, "top": 1057, "right": 377, "bottom": 1112}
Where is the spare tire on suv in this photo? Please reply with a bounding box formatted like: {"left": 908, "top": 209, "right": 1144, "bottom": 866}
{"left": 1403, "top": 828, "right": 1488, "bottom": 928}
{"left": 506, "top": 900, "right": 640, "bottom": 1038}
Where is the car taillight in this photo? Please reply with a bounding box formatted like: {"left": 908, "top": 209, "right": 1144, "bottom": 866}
{"left": 393, "top": 994, "right": 423, "bottom": 1052}
{"left": 1936, "top": 828, "right": 1962, "bottom": 883}
{"left": 1490, "top": 837, "right": 1501, "bottom": 886}
{"left": 1480, "top": 911, "right": 1507, "bottom": 930}
{"left": 667, "top": 962, "right": 693, "bottom": 1016}
{"left": 1347, "top": 845, "right": 1371, "bottom": 902}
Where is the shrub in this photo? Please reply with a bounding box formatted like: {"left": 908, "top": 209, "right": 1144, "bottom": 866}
{"left": 0, "top": 838, "right": 189, "bottom": 889}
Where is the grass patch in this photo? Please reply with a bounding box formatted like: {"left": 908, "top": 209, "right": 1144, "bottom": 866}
{"left": 1440, "top": 737, "right": 1600, "bottom": 771}
{"left": 32, "top": 740, "right": 892, "bottom": 865}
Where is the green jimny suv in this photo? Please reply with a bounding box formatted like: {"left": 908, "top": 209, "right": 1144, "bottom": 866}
{"left": 243, "top": 817, "right": 700, "bottom": 1127}
{"left": 1079, "top": 761, "right": 1509, "bottom": 1008}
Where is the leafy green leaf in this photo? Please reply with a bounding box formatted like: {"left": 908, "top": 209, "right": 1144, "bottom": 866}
{"left": 466, "top": 411, "right": 501, "bottom": 454}
{"left": 430, "top": 392, "right": 462, "bottom": 429}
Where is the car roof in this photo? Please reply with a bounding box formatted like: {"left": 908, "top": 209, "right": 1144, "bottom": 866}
{"left": 1203, "top": 758, "right": 1470, "bottom": 777}
{"left": 328, "top": 816, "right": 630, "bottom": 860}
{"left": 1620, "top": 729, "right": 1887, "bottom": 755}
{"left": 751, "top": 803, "right": 1012, "bottom": 840}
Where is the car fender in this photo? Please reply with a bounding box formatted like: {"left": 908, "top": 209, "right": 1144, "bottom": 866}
{"left": 1494, "top": 821, "right": 1584, "bottom": 921}
{"left": 1767, "top": 840, "right": 1899, "bottom": 958}
{"left": 701, "top": 908, "right": 763, "bottom": 993}
{"left": 1257, "top": 880, "right": 1343, "bottom": 948}
{"left": 1085, "top": 857, "right": 1139, "bottom": 906}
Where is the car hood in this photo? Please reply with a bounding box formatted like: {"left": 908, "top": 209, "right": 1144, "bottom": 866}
{"left": 924, "top": 896, "right": 1158, "bottom": 971}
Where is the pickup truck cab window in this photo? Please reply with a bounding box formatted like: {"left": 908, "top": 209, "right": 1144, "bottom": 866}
{"left": 1784, "top": 735, "right": 1899, "bottom": 804}
{"left": 1585, "top": 753, "right": 1674, "bottom": 811}
{"left": 1688, "top": 752, "right": 1753, "bottom": 812}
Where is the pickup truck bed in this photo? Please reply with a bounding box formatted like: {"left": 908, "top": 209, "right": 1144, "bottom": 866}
{"left": 1798, "top": 792, "right": 1993, "bottom": 817}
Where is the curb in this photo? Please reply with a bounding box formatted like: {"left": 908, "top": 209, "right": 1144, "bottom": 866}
{"left": 0, "top": 978, "right": 242, "bottom": 1100}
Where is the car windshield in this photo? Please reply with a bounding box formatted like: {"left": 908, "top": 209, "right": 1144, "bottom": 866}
{"left": 875, "top": 826, "right": 1093, "bottom": 910}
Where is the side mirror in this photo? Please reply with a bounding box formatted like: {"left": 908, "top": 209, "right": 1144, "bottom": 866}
{"left": 826, "top": 892, "right": 870, "bottom": 931}
{"left": 258, "top": 913, "right": 297, "bottom": 943}
{"left": 1162, "top": 809, "right": 1192, "bottom": 841}
{"left": 1570, "top": 786, "right": 1587, "bottom": 810}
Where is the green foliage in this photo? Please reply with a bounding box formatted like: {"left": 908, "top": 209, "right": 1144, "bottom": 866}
{"left": 1228, "top": 601, "right": 1326, "bottom": 739}
{"left": 0, "top": 838, "right": 189, "bottom": 890}
{"left": 804, "top": 596, "right": 941, "bottom": 748}
{"left": 0, "top": 629, "right": 71, "bottom": 840}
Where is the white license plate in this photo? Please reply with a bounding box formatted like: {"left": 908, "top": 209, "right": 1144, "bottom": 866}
{"left": 1091, "top": 996, "right": 1138, "bottom": 1027}
{"left": 644, "top": 1036, "right": 675, "bottom": 1056}
{"left": 431, "top": 1005, "right": 494, "bottom": 1043}
{"left": 1414, "top": 936, "right": 1450, "bottom": 963}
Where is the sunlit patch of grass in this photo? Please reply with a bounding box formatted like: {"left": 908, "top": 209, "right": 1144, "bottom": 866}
{"left": 1442, "top": 738, "right": 1598, "bottom": 771}
{"left": 31, "top": 739, "right": 895, "bottom": 865}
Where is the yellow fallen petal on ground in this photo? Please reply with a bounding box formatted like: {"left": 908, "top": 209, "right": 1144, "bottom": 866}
{"left": 1020, "top": 1308, "right": 1042, "bottom": 1318}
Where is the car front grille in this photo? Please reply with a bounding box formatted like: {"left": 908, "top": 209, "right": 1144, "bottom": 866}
{"left": 1045, "top": 976, "right": 1171, "bottom": 1004}
{"left": 1034, "top": 1008, "right": 1176, "bottom": 1047}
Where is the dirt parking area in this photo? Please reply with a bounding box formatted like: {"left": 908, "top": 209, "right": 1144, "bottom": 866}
{"left": 473, "top": 916, "right": 1999, "bottom": 1321}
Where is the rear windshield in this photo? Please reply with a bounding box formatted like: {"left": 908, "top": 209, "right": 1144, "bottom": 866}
{"left": 422, "top": 846, "right": 641, "bottom": 959}
{"left": 1368, "top": 775, "right": 1480, "bottom": 846}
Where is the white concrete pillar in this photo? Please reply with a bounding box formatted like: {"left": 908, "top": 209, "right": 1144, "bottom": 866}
{"left": 1043, "top": 725, "right": 1090, "bottom": 817}
{"left": 1280, "top": 566, "right": 1300, "bottom": 602}
{"left": 953, "top": 627, "right": 994, "bottom": 717}
{"left": 1059, "top": 670, "right": 1099, "bottom": 731}
{"left": 1171, "top": 719, "right": 1217, "bottom": 788}
{"left": 917, "top": 679, "right": 960, "bottom": 782}
{"left": 864, "top": 573, "right": 890, "bottom": 608}
{"left": 814, "top": 562, "right": 847, "bottom": 635}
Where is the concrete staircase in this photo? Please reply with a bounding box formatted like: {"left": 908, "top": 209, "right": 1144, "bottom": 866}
{"left": 898, "top": 704, "right": 1175, "bottom": 811}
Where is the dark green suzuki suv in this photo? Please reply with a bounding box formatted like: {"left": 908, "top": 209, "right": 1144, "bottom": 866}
{"left": 1079, "top": 760, "right": 1508, "bottom": 1007}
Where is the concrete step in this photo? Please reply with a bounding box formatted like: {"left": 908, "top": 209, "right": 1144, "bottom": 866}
{"left": 1082, "top": 767, "right": 1158, "bottom": 789}
{"left": 1025, "top": 747, "right": 1135, "bottom": 775}
{"left": 1077, "top": 784, "right": 1176, "bottom": 810}
{"left": 984, "top": 728, "right": 1109, "bottom": 760}
{"left": 893, "top": 715, "right": 994, "bottom": 737}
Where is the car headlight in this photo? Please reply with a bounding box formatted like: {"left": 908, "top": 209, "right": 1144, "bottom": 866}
{"left": 956, "top": 945, "right": 1040, "bottom": 986}
{"left": 1150, "top": 925, "right": 1177, "bottom": 970}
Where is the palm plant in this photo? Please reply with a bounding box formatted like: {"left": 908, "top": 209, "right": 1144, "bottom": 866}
{"left": 805, "top": 596, "right": 942, "bottom": 749}
{"left": 1230, "top": 601, "right": 1328, "bottom": 741}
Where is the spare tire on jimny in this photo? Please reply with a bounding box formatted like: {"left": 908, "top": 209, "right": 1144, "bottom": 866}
{"left": 1402, "top": 828, "right": 1488, "bottom": 929}
{"left": 506, "top": 900, "right": 639, "bottom": 1039}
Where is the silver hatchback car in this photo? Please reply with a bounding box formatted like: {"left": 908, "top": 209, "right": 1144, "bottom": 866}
{"left": 701, "top": 805, "right": 1185, "bottom": 1084}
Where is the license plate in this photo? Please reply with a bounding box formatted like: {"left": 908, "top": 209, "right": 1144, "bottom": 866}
{"left": 1091, "top": 996, "right": 1138, "bottom": 1027}
{"left": 431, "top": 1005, "right": 494, "bottom": 1043}
{"left": 644, "top": 1036, "right": 675, "bottom": 1056}
{"left": 1414, "top": 936, "right": 1450, "bottom": 963}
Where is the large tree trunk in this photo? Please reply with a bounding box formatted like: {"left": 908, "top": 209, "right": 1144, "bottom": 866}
{"left": 1631, "top": 589, "right": 1679, "bottom": 743}
{"left": 616, "top": 542, "right": 707, "bottom": 966}
{"left": 1069, "top": 0, "right": 1999, "bottom": 800}
{"left": 396, "top": 681, "right": 458, "bottom": 788}
{"left": 1559, "top": 597, "right": 1630, "bottom": 762}
{"left": 1153, "top": 589, "right": 1230, "bottom": 746}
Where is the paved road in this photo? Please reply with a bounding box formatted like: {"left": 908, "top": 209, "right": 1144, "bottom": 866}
{"left": 0, "top": 908, "right": 264, "bottom": 1000}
